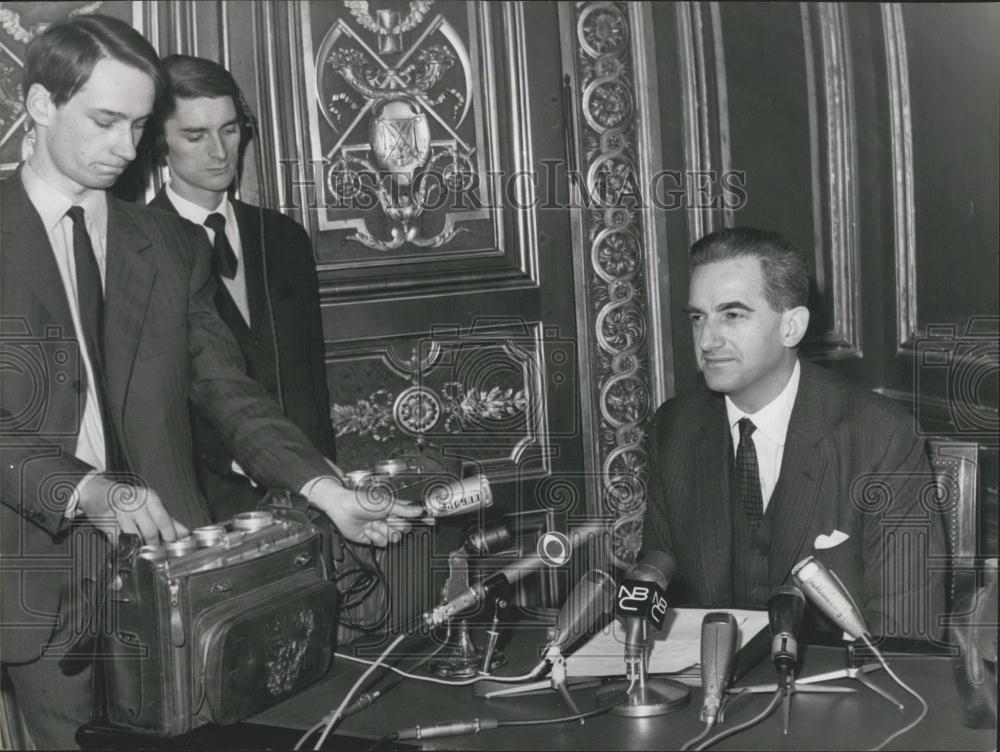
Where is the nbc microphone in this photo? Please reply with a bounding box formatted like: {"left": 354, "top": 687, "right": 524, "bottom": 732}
{"left": 700, "top": 612, "right": 738, "bottom": 724}
{"left": 791, "top": 556, "right": 869, "bottom": 640}
{"left": 768, "top": 586, "right": 805, "bottom": 687}
{"left": 597, "top": 550, "right": 690, "bottom": 716}
{"left": 618, "top": 551, "right": 675, "bottom": 665}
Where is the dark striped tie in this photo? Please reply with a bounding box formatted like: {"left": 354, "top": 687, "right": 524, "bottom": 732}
{"left": 735, "top": 418, "right": 764, "bottom": 530}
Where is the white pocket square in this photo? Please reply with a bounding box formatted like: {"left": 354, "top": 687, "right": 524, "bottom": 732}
{"left": 814, "top": 530, "right": 850, "bottom": 549}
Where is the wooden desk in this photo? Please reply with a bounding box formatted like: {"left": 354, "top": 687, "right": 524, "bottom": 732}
{"left": 251, "top": 624, "right": 996, "bottom": 751}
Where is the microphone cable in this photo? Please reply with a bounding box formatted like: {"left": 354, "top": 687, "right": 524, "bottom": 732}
{"left": 333, "top": 649, "right": 547, "bottom": 687}
{"left": 335, "top": 542, "right": 390, "bottom": 632}
{"left": 680, "top": 719, "right": 716, "bottom": 751}
{"left": 692, "top": 688, "right": 784, "bottom": 751}
{"left": 294, "top": 631, "right": 410, "bottom": 751}
{"left": 383, "top": 676, "right": 638, "bottom": 743}
{"left": 861, "top": 633, "right": 929, "bottom": 751}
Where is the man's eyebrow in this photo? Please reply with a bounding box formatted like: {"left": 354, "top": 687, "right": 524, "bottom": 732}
{"left": 682, "top": 305, "right": 704, "bottom": 316}
{"left": 88, "top": 108, "right": 129, "bottom": 120}
{"left": 178, "top": 117, "right": 240, "bottom": 133}
{"left": 716, "top": 301, "right": 753, "bottom": 312}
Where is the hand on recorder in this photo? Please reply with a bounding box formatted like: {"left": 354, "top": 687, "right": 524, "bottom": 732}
{"left": 305, "top": 476, "right": 423, "bottom": 546}
{"left": 77, "top": 474, "right": 189, "bottom": 543}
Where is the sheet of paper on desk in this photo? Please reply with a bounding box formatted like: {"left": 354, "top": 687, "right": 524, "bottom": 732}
{"left": 565, "top": 607, "right": 769, "bottom": 683}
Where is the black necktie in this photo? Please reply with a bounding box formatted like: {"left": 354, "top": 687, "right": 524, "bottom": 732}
{"left": 735, "top": 418, "right": 764, "bottom": 530}
{"left": 204, "top": 212, "right": 238, "bottom": 279}
{"left": 66, "top": 206, "right": 124, "bottom": 473}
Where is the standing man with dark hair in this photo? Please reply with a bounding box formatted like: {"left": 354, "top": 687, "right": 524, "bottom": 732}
{"left": 642, "top": 227, "right": 946, "bottom": 640}
{"left": 148, "top": 54, "right": 335, "bottom": 521}
{"left": 0, "top": 16, "right": 417, "bottom": 747}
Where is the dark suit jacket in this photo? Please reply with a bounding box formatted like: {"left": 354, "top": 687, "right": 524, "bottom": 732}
{"left": 0, "top": 171, "right": 330, "bottom": 663}
{"left": 148, "top": 190, "right": 335, "bottom": 521}
{"left": 642, "top": 360, "right": 947, "bottom": 639}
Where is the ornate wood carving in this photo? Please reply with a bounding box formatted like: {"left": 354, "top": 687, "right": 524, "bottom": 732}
{"left": 563, "top": 1, "right": 656, "bottom": 567}
{"left": 326, "top": 320, "right": 569, "bottom": 481}
{"left": 293, "top": 0, "right": 532, "bottom": 286}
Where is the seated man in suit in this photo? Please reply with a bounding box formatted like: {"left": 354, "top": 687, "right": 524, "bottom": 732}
{"left": 642, "top": 227, "right": 946, "bottom": 640}
{"left": 0, "top": 16, "right": 418, "bottom": 747}
{"left": 147, "top": 54, "right": 336, "bottom": 521}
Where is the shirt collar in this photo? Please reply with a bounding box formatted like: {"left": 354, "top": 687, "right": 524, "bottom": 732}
{"left": 165, "top": 183, "right": 232, "bottom": 228}
{"left": 21, "top": 161, "right": 108, "bottom": 237}
{"left": 725, "top": 359, "right": 801, "bottom": 446}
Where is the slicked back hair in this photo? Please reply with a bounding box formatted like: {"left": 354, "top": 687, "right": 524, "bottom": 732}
{"left": 690, "top": 227, "right": 810, "bottom": 311}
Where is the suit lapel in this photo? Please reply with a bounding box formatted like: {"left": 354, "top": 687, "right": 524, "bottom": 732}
{"left": 233, "top": 200, "right": 272, "bottom": 332}
{"left": 767, "top": 362, "right": 831, "bottom": 585}
{"left": 103, "top": 197, "right": 155, "bottom": 417}
{"left": 152, "top": 189, "right": 251, "bottom": 338}
{"left": 0, "top": 172, "right": 77, "bottom": 334}
{"left": 694, "top": 394, "right": 734, "bottom": 604}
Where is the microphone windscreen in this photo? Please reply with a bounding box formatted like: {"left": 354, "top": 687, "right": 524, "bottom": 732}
{"left": 700, "top": 612, "right": 738, "bottom": 720}
{"left": 549, "top": 569, "right": 616, "bottom": 652}
{"left": 629, "top": 550, "right": 677, "bottom": 590}
{"left": 791, "top": 556, "right": 869, "bottom": 640}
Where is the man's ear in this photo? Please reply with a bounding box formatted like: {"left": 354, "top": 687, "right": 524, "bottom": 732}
{"left": 24, "top": 83, "right": 54, "bottom": 128}
{"left": 781, "top": 306, "right": 810, "bottom": 348}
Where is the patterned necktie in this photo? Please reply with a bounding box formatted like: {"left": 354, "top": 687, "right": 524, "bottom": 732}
{"left": 66, "top": 206, "right": 125, "bottom": 473}
{"left": 735, "top": 417, "right": 764, "bottom": 530}
{"left": 204, "top": 212, "right": 238, "bottom": 279}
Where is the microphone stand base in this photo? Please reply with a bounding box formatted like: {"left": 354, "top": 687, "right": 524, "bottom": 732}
{"left": 596, "top": 678, "right": 691, "bottom": 717}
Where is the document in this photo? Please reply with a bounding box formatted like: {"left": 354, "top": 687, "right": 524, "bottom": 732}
{"left": 565, "top": 607, "right": 769, "bottom": 683}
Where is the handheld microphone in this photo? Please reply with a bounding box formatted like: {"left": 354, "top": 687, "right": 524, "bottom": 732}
{"left": 700, "top": 612, "right": 738, "bottom": 723}
{"left": 768, "top": 586, "right": 805, "bottom": 686}
{"left": 546, "top": 569, "right": 616, "bottom": 655}
{"left": 791, "top": 556, "right": 869, "bottom": 640}
{"left": 424, "top": 523, "right": 608, "bottom": 628}
{"left": 423, "top": 476, "right": 492, "bottom": 518}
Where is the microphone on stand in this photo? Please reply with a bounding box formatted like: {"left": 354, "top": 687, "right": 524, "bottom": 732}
{"left": 700, "top": 612, "right": 738, "bottom": 724}
{"left": 596, "top": 550, "right": 691, "bottom": 717}
{"left": 620, "top": 551, "right": 674, "bottom": 665}
{"left": 545, "top": 569, "right": 616, "bottom": 657}
{"left": 791, "top": 556, "right": 869, "bottom": 640}
{"left": 463, "top": 517, "right": 542, "bottom": 557}
{"left": 768, "top": 586, "right": 806, "bottom": 688}
{"left": 423, "top": 523, "right": 608, "bottom": 628}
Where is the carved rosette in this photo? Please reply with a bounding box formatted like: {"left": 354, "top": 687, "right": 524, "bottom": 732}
{"left": 573, "top": 2, "right": 651, "bottom": 566}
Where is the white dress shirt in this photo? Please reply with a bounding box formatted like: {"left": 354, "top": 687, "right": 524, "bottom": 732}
{"left": 165, "top": 184, "right": 251, "bottom": 324}
{"left": 725, "top": 359, "right": 801, "bottom": 512}
{"left": 21, "top": 164, "right": 108, "bottom": 475}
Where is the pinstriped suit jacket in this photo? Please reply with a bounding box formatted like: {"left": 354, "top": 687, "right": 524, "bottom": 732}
{"left": 642, "top": 360, "right": 948, "bottom": 640}
{"left": 0, "top": 170, "right": 329, "bottom": 663}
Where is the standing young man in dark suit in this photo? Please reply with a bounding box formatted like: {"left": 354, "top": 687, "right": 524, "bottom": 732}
{"left": 642, "top": 227, "right": 946, "bottom": 639}
{"left": 0, "top": 17, "right": 417, "bottom": 748}
{"left": 147, "top": 55, "right": 336, "bottom": 522}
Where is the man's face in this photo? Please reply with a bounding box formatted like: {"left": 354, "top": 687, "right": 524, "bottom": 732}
{"left": 163, "top": 96, "right": 242, "bottom": 207}
{"left": 687, "top": 257, "right": 799, "bottom": 412}
{"left": 30, "top": 57, "right": 154, "bottom": 196}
